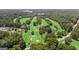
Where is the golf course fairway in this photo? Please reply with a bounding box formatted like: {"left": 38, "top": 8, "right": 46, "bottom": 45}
{"left": 14, "top": 16, "right": 64, "bottom": 48}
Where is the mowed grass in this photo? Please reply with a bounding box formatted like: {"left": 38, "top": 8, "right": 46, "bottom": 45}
{"left": 59, "top": 39, "right": 79, "bottom": 49}
{"left": 20, "top": 18, "right": 30, "bottom": 24}
{"left": 46, "top": 18, "right": 64, "bottom": 32}
{"left": 30, "top": 17, "right": 43, "bottom": 43}
{"left": 18, "top": 16, "right": 65, "bottom": 47}
{"left": 23, "top": 31, "right": 31, "bottom": 44}
{"left": 71, "top": 39, "right": 79, "bottom": 49}
{"left": 22, "top": 16, "right": 43, "bottom": 46}
{"left": 41, "top": 19, "right": 48, "bottom": 26}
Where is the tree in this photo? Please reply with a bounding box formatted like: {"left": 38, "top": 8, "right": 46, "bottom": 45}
{"left": 0, "top": 40, "right": 7, "bottom": 47}
{"left": 71, "top": 24, "right": 79, "bottom": 41}
{"left": 12, "top": 44, "right": 21, "bottom": 50}
{"left": 57, "top": 31, "right": 67, "bottom": 38}
{"left": 65, "top": 36, "right": 72, "bottom": 45}
{"left": 44, "top": 33, "right": 58, "bottom": 50}
{"left": 0, "top": 31, "right": 26, "bottom": 50}
{"left": 57, "top": 44, "right": 76, "bottom": 50}
{"left": 39, "top": 25, "right": 52, "bottom": 35}
{"left": 45, "top": 19, "right": 52, "bottom": 26}
{"left": 37, "top": 17, "right": 42, "bottom": 25}
{"left": 26, "top": 20, "right": 31, "bottom": 25}
{"left": 30, "top": 43, "right": 44, "bottom": 50}
{"left": 9, "top": 48, "right": 16, "bottom": 50}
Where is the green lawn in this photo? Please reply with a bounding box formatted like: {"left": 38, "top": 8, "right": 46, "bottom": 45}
{"left": 46, "top": 18, "right": 64, "bottom": 32}
{"left": 41, "top": 19, "right": 48, "bottom": 26}
{"left": 22, "top": 16, "right": 43, "bottom": 47}
{"left": 20, "top": 18, "right": 30, "bottom": 24}
{"left": 59, "top": 38, "right": 79, "bottom": 49}
{"left": 14, "top": 16, "right": 65, "bottom": 48}
{"left": 71, "top": 39, "right": 79, "bottom": 49}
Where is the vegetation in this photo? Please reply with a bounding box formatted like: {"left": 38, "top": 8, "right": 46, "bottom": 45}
{"left": 0, "top": 9, "right": 79, "bottom": 50}
{"left": 71, "top": 24, "right": 79, "bottom": 40}
{"left": 0, "top": 31, "right": 26, "bottom": 50}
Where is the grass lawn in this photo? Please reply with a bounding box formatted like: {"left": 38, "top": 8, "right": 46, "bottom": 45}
{"left": 22, "top": 16, "right": 43, "bottom": 47}
{"left": 46, "top": 18, "right": 64, "bottom": 32}
{"left": 20, "top": 18, "right": 30, "bottom": 24}
{"left": 71, "top": 39, "right": 79, "bottom": 49}
{"left": 17, "top": 16, "right": 65, "bottom": 48}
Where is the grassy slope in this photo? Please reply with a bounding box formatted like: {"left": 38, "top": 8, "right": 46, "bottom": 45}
{"left": 71, "top": 39, "right": 79, "bottom": 49}
{"left": 46, "top": 18, "right": 64, "bottom": 32}
{"left": 20, "top": 18, "right": 30, "bottom": 24}
{"left": 22, "top": 17, "right": 43, "bottom": 47}
{"left": 18, "top": 16, "right": 65, "bottom": 48}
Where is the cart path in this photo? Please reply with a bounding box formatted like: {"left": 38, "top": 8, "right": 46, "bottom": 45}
{"left": 58, "top": 20, "right": 79, "bottom": 41}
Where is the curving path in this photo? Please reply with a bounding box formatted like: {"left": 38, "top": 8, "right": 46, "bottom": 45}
{"left": 58, "top": 20, "right": 79, "bottom": 41}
